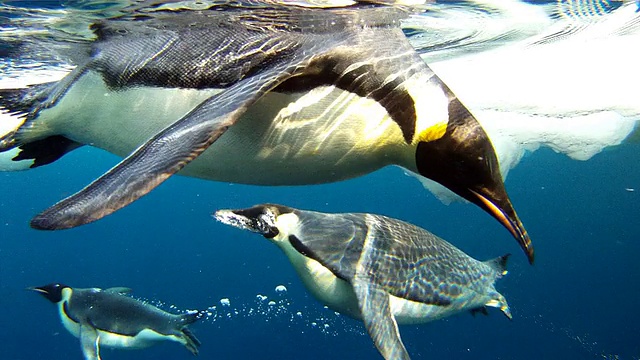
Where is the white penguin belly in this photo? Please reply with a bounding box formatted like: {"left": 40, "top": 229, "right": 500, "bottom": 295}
{"left": 95, "top": 328, "right": 182, "bottom": 350}
{"left": 281, "top": 245, "right": 362, "bottom": 319}
{"left": 39, "top": 71, "right": 219, "bottom": 149}
{"left": 38, "top": 71, "right": 413, "bottom": 185}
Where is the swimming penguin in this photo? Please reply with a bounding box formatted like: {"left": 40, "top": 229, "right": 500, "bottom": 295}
{"left": 214, "top": 204, "right": 512, "bottom": 360}
{"left": 0, "top": 2, "right": 533, "bottom": 263}
{"left": 29, "top": 283, "right": 203, "bottom": 359}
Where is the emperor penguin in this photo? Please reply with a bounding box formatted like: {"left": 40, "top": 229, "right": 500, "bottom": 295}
{"left": 214, "top": 204, "right": 512, "bottom": 360}
{"left": 0, "top": 2, "right": 533, "bottom": 263}
{"left": 30, "top": 283, "right": 203, "bottom": 360}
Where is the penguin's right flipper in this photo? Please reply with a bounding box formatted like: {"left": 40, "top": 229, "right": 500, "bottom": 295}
{"left": 79, "top": 324, "right": 101, "bottom": 360}
{"left": 353, "top": 277, "right": 410, "bottom": 360}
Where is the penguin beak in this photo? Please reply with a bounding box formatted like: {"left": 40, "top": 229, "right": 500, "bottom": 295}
{"left": 27, "top": 286, "right": 48, "bottom": 294}
{"left": 214, "top": 209, "right": 257, "bottom": 232}
{"left": 214, "top": 205, "right": 280, "bottom": 238}
{"left": 27, "top": 286, "right": 51, "bottom": 300}
{"left": 469, "top": 189, "right": 533, "bottom": 264}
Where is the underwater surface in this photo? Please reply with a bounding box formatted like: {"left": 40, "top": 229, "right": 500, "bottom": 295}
{"left": 1, "top": 1, "right": 639, "bottom": 359}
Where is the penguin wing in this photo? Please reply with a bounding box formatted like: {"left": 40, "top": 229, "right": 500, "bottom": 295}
{"left": 79, "top": 324, "right": 101, "bottom": 360}
{"left": 29, "top": 38, "right": 325, "bottom": 230}
{"left": 353, "top": 274, "right": 410, "bottom": 360}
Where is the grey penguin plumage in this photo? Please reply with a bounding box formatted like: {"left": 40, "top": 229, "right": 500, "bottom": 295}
{"left": 0, "top": 2, "right": 532, "bottom": 262}
{"left": 214, "top": 204, "right": 512, "bottom": 360}
{"left": 30, "top": 283, "right": 203, "bottom": 360}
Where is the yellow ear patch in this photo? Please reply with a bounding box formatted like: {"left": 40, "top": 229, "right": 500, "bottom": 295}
{"left": 413, "top": 121, "right": 447, "bottom": 145}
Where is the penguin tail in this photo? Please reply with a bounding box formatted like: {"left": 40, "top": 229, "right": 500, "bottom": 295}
{"left": 0, "top": 84, "right": 82, "bottom": 171}
{"left": 484, "top": 253, "right": 510, "bottom": 276}
{"left": 483, "top": 254, "right": 512, "bottom": 321}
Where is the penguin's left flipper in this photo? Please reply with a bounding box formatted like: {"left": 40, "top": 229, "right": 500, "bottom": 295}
{"left": 353, "top": 277, "right": 410, "bottom": 360}
{"left": 29, "top": 52, "right": 317, "bottom": 230}
{"left": 79, "top": 324, "right": 101, "bottom": 360}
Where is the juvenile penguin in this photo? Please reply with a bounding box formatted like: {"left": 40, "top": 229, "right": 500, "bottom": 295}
{"left": 30, "top": 283, "right": 202, "bottom": 360}
{"left": 214, "top": 204, "right": 512, "bottom": 360}
{"left": 0, "top": 2, "right": 532, "bottom": 262}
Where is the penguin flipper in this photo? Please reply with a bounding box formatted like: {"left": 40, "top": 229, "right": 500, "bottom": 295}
{"left": 79, "top": 324, "right": 101, "bottom": 360}
{"left": 29, "top": 52, "right": 317, "bottom": 230}
{"left": 353, "top": 277, "right": 410, "bottom": 360}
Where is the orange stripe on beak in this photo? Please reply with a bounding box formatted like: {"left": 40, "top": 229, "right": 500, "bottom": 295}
{"left": 470, "top": 189, "right": 534, "bottom": 264}
{"left": 27, "top": 287, "right": 48, "bottom": 294}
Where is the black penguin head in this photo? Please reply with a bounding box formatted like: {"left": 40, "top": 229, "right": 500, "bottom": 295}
{"left": 29, "top": 283, "right": 69, "bottom": 303}
{"left": 415, "top": 98, "right": 533, "bottom": 264}
{"left": 214, "top": 204, "right": 294, "bottom": 238}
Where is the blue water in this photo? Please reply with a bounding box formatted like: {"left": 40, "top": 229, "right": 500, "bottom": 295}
{"left": 1, "top": 142, "right": 639, "bottom": 359}
{"left": 1, "top": 1, "right": 640, "bottom": 359}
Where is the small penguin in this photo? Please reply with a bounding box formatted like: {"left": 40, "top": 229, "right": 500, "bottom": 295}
{"left": 0, "top": 2, "right": 532, "bottom": 263}
{"left": 214, "top": 204, "right": 512, "bottom": 360}
{"left": 30, "top": 283, "right": 203, "bottom": 360}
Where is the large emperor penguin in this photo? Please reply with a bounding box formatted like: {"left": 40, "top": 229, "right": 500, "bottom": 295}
{"left": 30, "top": 283, "right": 203, "bottom": 360}
{"left": 0, "top": 2, "right": 532, "bottom": 262}
{"left": 215, "top": 204, "right": 512, "bottom": 360}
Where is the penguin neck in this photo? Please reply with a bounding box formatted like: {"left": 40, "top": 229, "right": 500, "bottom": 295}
{"left": 394, "top": 71, "right": 455, "bottom": 176}
{"left": 56, "top": 287, "right": 73, "bottom": 313}
{"left": 57, "top": 288, "right": 81, "bottom": 338}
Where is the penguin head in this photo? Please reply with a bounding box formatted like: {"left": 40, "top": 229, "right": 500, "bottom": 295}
{"left": 29, "top": 283, "right": 69, "bottom": 303}
{"left": 214, "top": 204, "right": 295, "bottom": 239}
{"left": 414, "top": 98, "right": 533, "bottom": 264}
